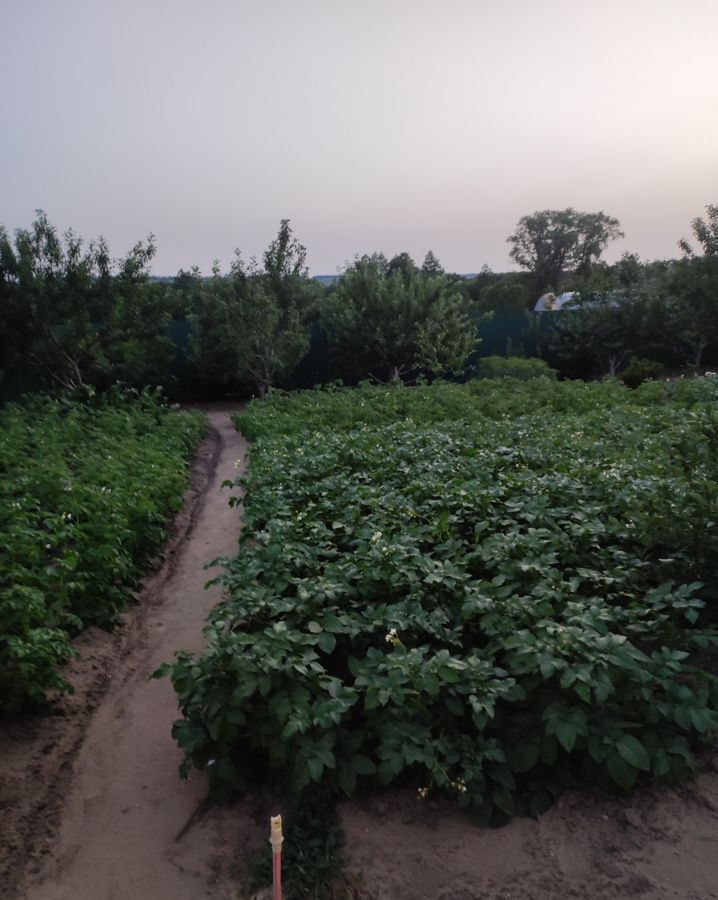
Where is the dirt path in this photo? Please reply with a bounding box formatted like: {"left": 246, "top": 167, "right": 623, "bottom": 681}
{"left": 4, "top": 404, "right": 252, "bottom": 900}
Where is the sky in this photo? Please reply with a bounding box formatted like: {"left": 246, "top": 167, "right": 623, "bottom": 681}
{"left": 1, "top": 0, "right": 716, "bottom": 276}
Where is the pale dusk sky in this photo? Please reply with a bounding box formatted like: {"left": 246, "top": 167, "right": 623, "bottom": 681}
{"left": 1, "top": 0, "right": 716, "bottom": 275}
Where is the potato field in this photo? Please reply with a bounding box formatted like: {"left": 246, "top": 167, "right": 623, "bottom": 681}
{"left": 0, "top": 389, "right": 206, "bottom": 712}
{"left": 166, "top": 376, "right": 718, "bottom": 827}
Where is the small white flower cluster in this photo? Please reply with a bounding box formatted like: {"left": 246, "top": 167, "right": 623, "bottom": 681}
{"left": 234, "top": 458, "right": 242, "bottom": 469}
{"left": 451, "top": 779, "right": 468, "bottom": 794}
{"left": 385, "top": 627, "right": 400, "bottom": 647}
{"left": 371, "top": 531, "right": 383, "bottom": 543}
{"left": 61, "top": 512, "right": 72, "bottom": 521}
{"left": 417, "top": 786, "right": 429, "bottom": 799}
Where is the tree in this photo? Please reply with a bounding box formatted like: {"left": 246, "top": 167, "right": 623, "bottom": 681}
{"left": 680, "top": 204, "right": 718, "bottom": 259}
{"left": 386, "top": 251, "right": 417, "bottom": 281}
{"left": 546, "top": 292, "right": 648, "bottom": 377}
{"left": 322, "top": 254, "right": 477, "bottom": 383}
{"left": 507, "top": 208, "right": 623, "bottom": 294}
{"left": 421, "top": 250, "right": 444, "bottom": 275}
{"left": 190, "top": 220, "right": 318, "bottom": 397}
{"left": 0, "top": 211, "right": 172, "bottom": 392}
{"left": 668, "top": 204, "right": 718, "bottom": 368}
{"left": 474, "top": 278, "right": 530, "bottom": 314}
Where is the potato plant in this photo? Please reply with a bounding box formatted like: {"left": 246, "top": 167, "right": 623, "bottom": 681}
{"left": 167, "top": 376, "right": 718, "bottom": 822}
{"left": 234, "top": 374, "right": 718, "bottom": 441}
{"left": 0, "top": 388, "right": 206, "bottom": 711}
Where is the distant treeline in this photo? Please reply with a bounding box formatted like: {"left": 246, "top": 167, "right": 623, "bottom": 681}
{"left": 1, "top": 206, "right": 716, "bottom": 402}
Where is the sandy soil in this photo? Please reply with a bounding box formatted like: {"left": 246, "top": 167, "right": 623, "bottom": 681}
{"left": 341, "top": 769, "right": 718, "bottom": 900}
{"left": 2, "top": 403, "right": 718, "bottom": 900}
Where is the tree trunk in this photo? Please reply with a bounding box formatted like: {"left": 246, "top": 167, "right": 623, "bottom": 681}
{"left": 607, "top": 349, "right": 628, "bottom": 378}
{"left": 693, "top": 342, "right": 706, "bottom": 370}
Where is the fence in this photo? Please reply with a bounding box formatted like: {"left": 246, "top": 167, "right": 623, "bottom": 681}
{"left": 3, "top": 312, "right": 716, "bottom": 405}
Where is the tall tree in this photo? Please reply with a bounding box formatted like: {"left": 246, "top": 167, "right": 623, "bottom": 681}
{"left": 190, "top": 220, "right": 318, "bottom": 397}
{"left": 669, "top": 203, "right": 718, "bottom": 368}
{"left": 507, "top": 208, "right": 623, "bottom": 294}
{"left": 0, "top": 211, "right": 170, "bottom": 391}
{"left": 421, "top": 250, "right": 444, "bottom": 275}
{"left": 680, "top": 204, "right": 718, "bottom": 259}
{"left": 322, "top": 254, "right": 477, "bottom": 383}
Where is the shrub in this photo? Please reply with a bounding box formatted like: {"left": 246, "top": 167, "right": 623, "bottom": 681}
{"left": 475, "top": 356, "right": 558, "bottom": 381}
{"left": 622, "top": 357, "right": 664, "bottom": 389}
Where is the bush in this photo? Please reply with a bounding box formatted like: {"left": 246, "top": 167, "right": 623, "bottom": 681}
{"left": 475, "top": 356, "right": 558, "bottom": 381}
{"left": 165, "top": 377, "right": 718, "bottom": 824}
{"left": 622, "top": 357, "right": 664, "bottom": 389}
{"left": 0, "top": 389, "right": 206, "bottom": 711}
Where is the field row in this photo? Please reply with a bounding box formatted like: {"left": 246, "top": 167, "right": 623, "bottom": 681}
{"left": 0, "top": 389, "right": 206, "bottom": 711}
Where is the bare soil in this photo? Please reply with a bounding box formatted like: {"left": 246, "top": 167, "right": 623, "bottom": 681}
{"left": 341, "top": 770, "right": 718, "bottom": 900}
{"left": 2, "top": 403, "right": 718, "bottom": 900}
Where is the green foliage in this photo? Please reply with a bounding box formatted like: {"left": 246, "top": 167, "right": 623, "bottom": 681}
{"left": 544, "top": 204, "right": 718, "bottom": 375}
{"left": 621, "top": 357, "right": 663, "bottom": 389}
{"left": 189, "top": 220, "right": 320, "bottom": 397}
{"left": 670, "top": 204, "right": 718, "bottom": 368}
{"left": 0, "top": 212, "right": 174, "bottom": 392}
{"left": 167, "top": 377, "right": 718, "bottom": 825}
{"left": 473, "top": 278, "right": 531, "bottom": 314}
{"left": 231, "top": 376, "right": 648, "bottom": 442}
{"left": 321, "top": 253, "right": 476, "bottom": 383}
{"left": 0, "top": 389, "right": 206, "bottom": 711}
{"left": 679, "top": 204, "right": 718, "bottom": 259}
{"left": 507, "top": 209, "right": 623, "bottom": 294}
{"left": 546, "top": 292, "right": 648, "bottom": 378}
{"left": 475, "top": 356, "right": 557, "bottom": 381}
{"left": 245, "top": 790, "right": 345, "bottom": 900}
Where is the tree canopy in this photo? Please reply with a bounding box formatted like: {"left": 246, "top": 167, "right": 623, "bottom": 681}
{"left": 0, "top": 211, "right": 171, "bottom": 391}
{"left": 322, "top": 252, "right": 477, "bottom": 383}
{"left": 190, "top": 220, "right": 319, "bottom": 397}
{"left": 507, "top": 208, "right": 623, "bottom": 296}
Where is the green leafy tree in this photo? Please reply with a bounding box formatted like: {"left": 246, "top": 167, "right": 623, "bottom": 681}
{"left": 421, "top": 250, "right": 444, "bottom": 275}
{"left": 322, "top": 253, "right": 477, "bottom": 383}
{"left": 189, "top": 263, "right": 239, "bottom": 391}
{"left": 507, "top": 208, "right": 623, "bottom": 294}
{"left": 680, "top": 204, "right": 718, "bottom": 259}
{"left": 0, "top": 211, "right": 171, "bottom": 391}
{"left": 475, "top": 278, "right": 531, "bottom": 314}
{"left": 670, "top": 204, "right": 718, "bottom": 368}
{"left": 386, "top": 251, "right": 417, "bottom": 280}
{"left": 190, "top": 220, "right": 318, "bottom": 397}
{"left": 546, "top": 292, "right": 648, "bottom": 377}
